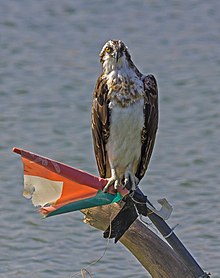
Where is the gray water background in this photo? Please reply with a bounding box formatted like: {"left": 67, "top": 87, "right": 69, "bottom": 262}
{"left": 0, "top": 0, "right": 220, "bottom": 277}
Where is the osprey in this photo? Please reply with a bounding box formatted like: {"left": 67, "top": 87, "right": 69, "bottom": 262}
{"left": 92, "top": 40, "right": 158, "bottom": 193}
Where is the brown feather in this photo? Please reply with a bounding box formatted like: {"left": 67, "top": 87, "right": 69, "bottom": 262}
{"left": 91, "top": 74, "right": 111, "bottom": 178}
{"left": 136, "top": 74, "right": 159, "bottom": 180}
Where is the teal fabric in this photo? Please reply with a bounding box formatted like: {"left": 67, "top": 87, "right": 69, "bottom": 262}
{"left": 46, "top": 191, "right": 123, "bottom": 217}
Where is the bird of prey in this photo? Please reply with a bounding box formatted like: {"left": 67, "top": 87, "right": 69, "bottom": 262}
{"left": 92, "top": 40, "right": 158, "bottom": 193}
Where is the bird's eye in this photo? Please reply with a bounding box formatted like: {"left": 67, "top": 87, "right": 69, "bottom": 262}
{"left": 105, "top": 47, "right": 112, "bottom": 53}
{"left": 121, "top": 45, "right": 126, "bottom": 52}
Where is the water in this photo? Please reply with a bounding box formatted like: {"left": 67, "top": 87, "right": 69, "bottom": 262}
{"left": 0, "top": 0, "right": 220, "bottom": 277}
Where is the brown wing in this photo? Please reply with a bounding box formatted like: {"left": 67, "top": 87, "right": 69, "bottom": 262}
{"left": 91, "top": 75, "right": 111, "bottom": 178}
{"left": 136, "top": 74, "right": 159, "bottom": 181}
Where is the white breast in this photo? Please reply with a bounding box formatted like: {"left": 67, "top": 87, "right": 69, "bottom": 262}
{"left": 106, "top": 99, "right": 144, "bottom": 178}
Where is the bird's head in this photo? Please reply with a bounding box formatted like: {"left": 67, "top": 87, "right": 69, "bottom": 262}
{"left": 99, "top": 40, "right": 131, "bottom": 71}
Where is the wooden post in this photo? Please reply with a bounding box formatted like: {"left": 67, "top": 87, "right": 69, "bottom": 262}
{"left": 82, "top": 203, "right": 196, "bottom": 278}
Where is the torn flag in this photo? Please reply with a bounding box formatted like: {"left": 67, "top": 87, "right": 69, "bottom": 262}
{"left": 13, "top": 148, "right": 128, "bottom": 217}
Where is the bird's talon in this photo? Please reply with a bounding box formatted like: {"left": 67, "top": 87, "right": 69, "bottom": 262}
{"left": 123, "top": 172, "right": 139, "bottom": 191}
{"left": 123, "top": 178, "right": 129, "bottom": 189}
{"left": 103, "top": 185, "right": 109, "bottom": 193}
{"left": 114, "top": 180, "right": 119, "bottom": 190}
{"left": 103, "top": 177, "right": 118, "bottom": 193}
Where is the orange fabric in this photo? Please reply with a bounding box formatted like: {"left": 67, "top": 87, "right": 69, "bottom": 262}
{"left": 22, "top": 157, "right": 98, "bottom": 206}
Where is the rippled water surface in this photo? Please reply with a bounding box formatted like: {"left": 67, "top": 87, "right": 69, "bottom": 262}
{"left": 1, "top": 1, "right": 220, "bottom": 277}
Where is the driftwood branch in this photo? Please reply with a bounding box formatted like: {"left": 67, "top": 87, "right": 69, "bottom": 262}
{"left": 82, "top": 203, "right": 196, "bottom": 278}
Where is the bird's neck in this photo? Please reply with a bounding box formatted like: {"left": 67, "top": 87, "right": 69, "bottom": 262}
{"left": 103, "top": 59, "right": 144, "bottom": 108}
{"left": 102, "top": 57, "right": 126, "bottom": 75}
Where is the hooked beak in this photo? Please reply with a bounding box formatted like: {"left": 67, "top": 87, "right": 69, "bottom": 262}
{"left": 115, "top": 49, "right": 123, "bottom": 62}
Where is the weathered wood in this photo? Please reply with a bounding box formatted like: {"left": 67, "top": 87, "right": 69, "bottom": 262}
{"left": 82, "top": 203, "right": 196, "bottom": 278}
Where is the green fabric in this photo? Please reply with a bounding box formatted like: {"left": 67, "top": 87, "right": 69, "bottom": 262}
{"left": 46, "top": 190, "right": 123, "bottom": 217}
